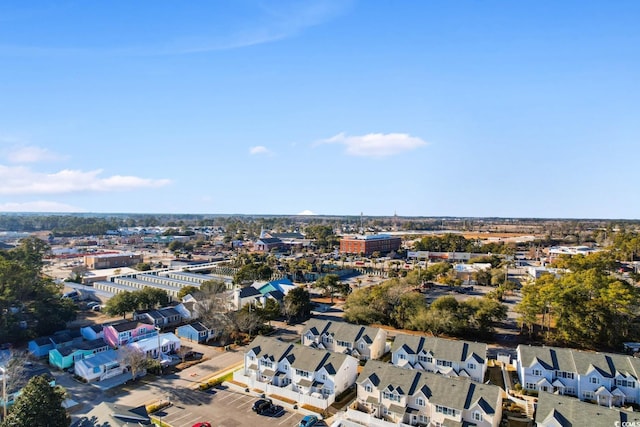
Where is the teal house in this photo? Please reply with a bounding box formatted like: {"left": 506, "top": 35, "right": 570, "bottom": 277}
{"left": 48, "top": 338, "right": 109, "bottom": 370}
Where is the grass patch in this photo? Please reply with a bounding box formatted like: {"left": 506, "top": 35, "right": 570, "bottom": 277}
{"left": 198, "top": 371, "right": 235, "bottom": 390}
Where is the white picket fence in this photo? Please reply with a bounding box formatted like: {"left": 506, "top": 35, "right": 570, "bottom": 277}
{"left": 233, "top": 371, "right": 335, "bottom": 409}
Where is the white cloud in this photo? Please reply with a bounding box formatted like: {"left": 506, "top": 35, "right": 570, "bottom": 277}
{"left": 0, "top": 200, "right": 85, "bottom": 213}
{"left": 0, "top": 165, "right": 171, "bottom": 195}
{"left": 297, "top": 209, "right": 316, "bottom": 216}
{"left": 249, "top": 146, "right": 271, "bottom": 155}
{"left": 318, "top": 132, "right": 428, "bottom": 157}
{"left": 6, "top": 145, "right": 65, "bottom": 163}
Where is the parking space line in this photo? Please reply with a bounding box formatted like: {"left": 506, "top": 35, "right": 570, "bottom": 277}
{"left": 229, "top": 394, "right": 247, "bottom": 404}
{"left": 216, "top": 392, "right": 235, "bottom": 401}
{"left": 166, "top": 411, "right": 194, "bottom": 424}
{"left": 279, "top": 412, "right": 297, "bottom": 425}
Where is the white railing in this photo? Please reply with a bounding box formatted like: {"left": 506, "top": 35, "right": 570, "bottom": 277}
{"left": 233, "top": 372, "right": 335, "bottom": 409}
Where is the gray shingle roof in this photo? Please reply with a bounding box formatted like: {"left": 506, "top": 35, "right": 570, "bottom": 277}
{"left": 358, "top": 360, "right": 500, "bottom": 413}
{"left": 535, "top": 393, "right": 640, "bottom": 426}
{"left": 518, "top": 345, "right": 640, "bottom": 379}
{"left": 304, "top": 319, "right": 382, "bottom": 346}
{"left": 247, "top": 336, "right": 353, "bottom": 374}
{"left": 391, "top": 334, "right": 487, "bottom": 364}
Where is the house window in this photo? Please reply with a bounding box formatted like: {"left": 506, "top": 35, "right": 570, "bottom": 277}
{"left": 262, "top": 360, "right": 273, "bottom": 369}
{"left": 398, "top": 354, "right": 406, "bottom": 360}
{"left": 324, "top": 336, "right": 333, "bottom": 343}
{"left": 295, "top": 369, "right": 310, "bottom": 378}
{"left": 418, "top": 415, "right": 429, "bottom": 424}
{"left": 590, "top": 377, "right": 600, "bottom": 384}
{"left": 382, "top": 391, "right": 401, "bottom": 402}
{"left": 337, "top": 340, "right": 351, "bottom": 347}
{"left": 525, "top": 383, "right": 537, "bottom": 390}
{"left": 359, "top": 342, "right": 365, "bottom": 349}
{"left": 436, "top": 360, "right": 452, "bottom": 367}
{"left": 416, "top": 397, "right": 425, "bottom": 406}
{"left": 583, "top": 391, "right": 595, "bottom": 400}
{"left": 473, "top": 411, "right": 483, "bottom": 422}
{"left": 322, "top": 374, "right": 327, "bottom": 380}
{"left": 555, "top": 370, "right": 575, "bottom": 380}
{"left": 532, "top": 369, "right": 542, "bottom": 376}
{"left": 365, "top": 385, "right": 372, "bottom": 393}
{"left": 565, "top": 387, "right": 576, "bottom": 396}
{"left": 616, "top": 379, "right": 636, "bottom": 388}
{"left": 468, "top": 363, "right": 476, "bottom": 370}
{"left": 435, "top": 405, "right": 456, "bottom": 416}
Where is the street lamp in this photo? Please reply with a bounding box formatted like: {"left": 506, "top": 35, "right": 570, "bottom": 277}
{"left": 155, "top": 326, "right": 162, "bottom": 360}
{"left": 0, "top": 365, "right": 6, "bottom": 420}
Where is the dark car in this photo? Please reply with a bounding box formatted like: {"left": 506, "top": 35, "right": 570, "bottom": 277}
{"left": 252, "top": 398, "right": 272, "bottom": 413}
{"left": 257, "top": 402, "right": 284, "bottom": 416}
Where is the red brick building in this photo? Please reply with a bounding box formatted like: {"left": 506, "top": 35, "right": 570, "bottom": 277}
{"left": 339, "top": 234, "right": 402, "bottom": 256}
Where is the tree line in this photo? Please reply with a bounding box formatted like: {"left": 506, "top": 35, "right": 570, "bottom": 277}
{"left": 0, "top": 237, "right": 76, "bottom": 343}
{"left": 343, "top": 270, "right": 507, "bottom": 339}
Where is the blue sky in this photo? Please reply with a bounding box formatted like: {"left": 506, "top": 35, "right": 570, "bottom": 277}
{"left": 0, "top": 1, "right": 638, "bottom": 219}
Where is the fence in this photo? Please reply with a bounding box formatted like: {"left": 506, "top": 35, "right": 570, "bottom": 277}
{"left": 233, "top": 371, "right": 335, "bottom": 409}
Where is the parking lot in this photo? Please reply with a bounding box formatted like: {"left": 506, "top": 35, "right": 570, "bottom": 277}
{"left": 150, "top": 386, "right": 320, "bottom": 427}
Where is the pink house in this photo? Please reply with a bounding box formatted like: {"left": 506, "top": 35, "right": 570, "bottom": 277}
{"left": 103, "top": 320, "right": 157, "bottom": 348}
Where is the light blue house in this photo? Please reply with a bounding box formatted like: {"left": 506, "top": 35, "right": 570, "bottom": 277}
{"left": 49, "top": 338, "right": 109, "bottom": 370}
{"left": 80, "top": 324, "right": 104, "bottom": 341}
{"left": 176, "top": 322, "right": 216, "bottom": 343}
{"left": 74, "top": 349, "right": 130, "bottom": 383}
{"left": 28, "top": 336, "right": 54, "bottom": 358}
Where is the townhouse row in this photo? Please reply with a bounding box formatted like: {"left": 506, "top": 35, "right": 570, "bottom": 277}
{"left": 516, "top": 344, "right": 640, "bottom": 407}
{"left": 234, "top": 333, "right": 501, "bottom": 427}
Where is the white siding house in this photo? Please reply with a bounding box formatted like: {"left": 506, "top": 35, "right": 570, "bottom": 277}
{"left": 391, "top": 333, "right": 487, "bottom": 383}
{"left": 352, "top": 360, "right": 502, "bottom": 427}
{"left": 301, "top": 319, "right": 388, "bottom": 360}
{"left": 516, "top": 345, "right": 640, "bottom": 407}
{"left": 234, "top": 336, "right": 359, "bottom": 409}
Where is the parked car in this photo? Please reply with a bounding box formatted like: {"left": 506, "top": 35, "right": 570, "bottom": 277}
{"left": 192, "top": 423, "right": 211, "bottom": 427}
{"left": 92, "top": 304, "right": 103, "bottom": 311}
{"left": 184, "top": 351, "right": 204, "bottom": 360}
{"left": 252, "top": 398, "right": 272, "bottom": 413}
{"left": 256, "top": 402, "right": 283, "bottom": 416}
{"left": 298, "top": 415, "right": 318, "bottom": 427}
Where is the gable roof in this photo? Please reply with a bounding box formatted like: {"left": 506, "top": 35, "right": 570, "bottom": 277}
{"left": 304, "top": 319, "right": 382, "bottom": 346}
{"left": 518, "top": 345, "right": 640, "bottom": 379}
{"left": 239, "top": 286, "right": 262, "bottom": 298}
{"left": 359, "top": 360, "right": 500, "bottom": 414}
{"left": 71, "top": 401, "right": 150, "bottom": 427}
{"left": 535, "top": 393, "right": 640, "bottom": 426}
{"left": 392, "top": 333, "right": 487, "bottom": 364}
{"left": 247, "top": 336, "right": 354, "bottom": 373}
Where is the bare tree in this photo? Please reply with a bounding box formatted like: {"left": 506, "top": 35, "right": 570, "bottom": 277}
{"left": 119, "top": 347, "right": 149, "bottom": 381}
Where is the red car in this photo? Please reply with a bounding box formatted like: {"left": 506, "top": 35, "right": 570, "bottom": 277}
{"left": 192, "top": 423, "right": 211, "bottom": 427}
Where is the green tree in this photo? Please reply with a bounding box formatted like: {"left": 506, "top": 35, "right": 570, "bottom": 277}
{"left": 282, "top": 287, "right": 312, "bottom": 323}
{"left": 177, "top": 285, "right": 199, "bottom": 300}
{"left": 136, "top": 287, "right": 169, "bottom": 310}
{"left": 0, "top": 375, "right": 70, "bottom": 427}
{"left": 105, "top": 291, "right": 138, "bottom": 318}
{"left": 135, "top": 262, "right": 152, "bottom": 271}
